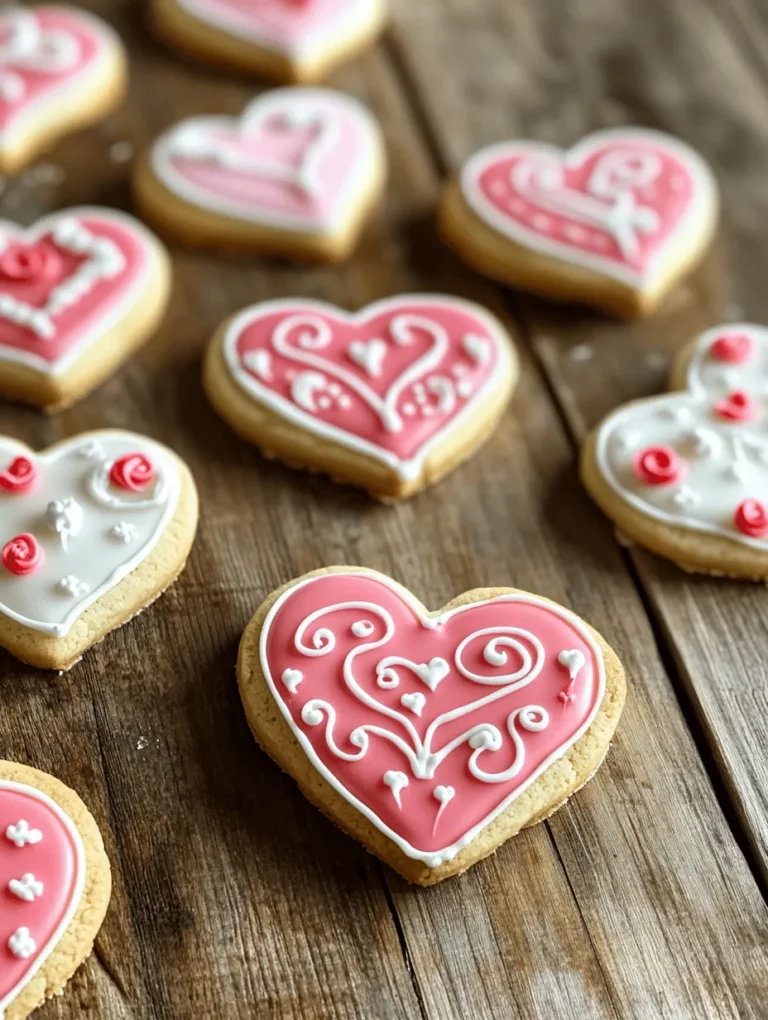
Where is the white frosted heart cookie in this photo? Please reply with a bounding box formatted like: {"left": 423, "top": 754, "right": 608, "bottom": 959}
{"left": 0, "top": 6, "right": 126, "bottom": 174}
{"left": 0, "top": 429, "right": 198, "bottom": 669}
{"left": 0, "top": 759, "right": 110, "bottom": 1020}
{"left": 134, "top": 87, "right": 385, "bottom": 262}
{"left": 581, "top": 324, "right": 768, "bottom": 578}
{"left": 203, "top": 294, "right": 518, "bottom": 500}
{"left": 0, "top": 207, "right": 170, "bottom": 412}
{"left": 151, "top": 0, "right": 387, "bottom": 83}
{"left": 439, "top": 127, "right": 718, "bottom": 318}
{"left": 238, "top": 567, "right": 626, "bottom": 884}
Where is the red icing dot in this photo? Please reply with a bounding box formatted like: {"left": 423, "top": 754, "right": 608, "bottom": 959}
{"left": 2, "top": 533, "right": 43, "bottom": 575}
{"left": 714, "top": 390, "right": 756, "bottom": 421}
{"left": 711, "top": 333, "right": 753, "bottom": 364}
{"left": 734, "top": 499, "right": 768, "bottom": 538}
{"left": 0, "top": 455, "right": 36, "bottom": 493}
{"left": 632, "top": 446, "right": 685, "bottom": 486}
{"left": 109, "top": 453, "right": 156, "bottom": 492}
{"left": 0, "top": 245, "right": 57, "bottom": 282}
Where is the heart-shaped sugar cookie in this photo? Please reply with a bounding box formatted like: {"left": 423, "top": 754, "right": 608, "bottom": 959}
{"left": 0, "top": 429, "right": 198, "bottom": 669}
{"left": 204, "top": 294, "right": 517, "bottom": 499}
{"left": 238, "top": 568, "right": 625, "bottom": 884}
{"left": 582, "top": 324, "right": 768, "bottom": 578}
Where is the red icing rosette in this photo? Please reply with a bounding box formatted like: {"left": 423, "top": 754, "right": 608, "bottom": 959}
{"left": 734, "top": 499, "right": 768, "bottom": 538}
{"left": 0, "top": 456, "right": 37, "bottom": 494}
{"left": 109, "top": 453, "right": 156, "bottom": 492}
{"left": 0, "top": 245, "right": 57, "bottom": 282}
{"left": 2, "top": 533, "right": 44, "bottom": 575}
{"left": 714, "top": 390, "right": 756, "bottom": 422}
{"left": 710, "top": 333, "right": 753, "bottom": 364}
{"left": 632, "top": 445, "right": 685, "bottom": 486}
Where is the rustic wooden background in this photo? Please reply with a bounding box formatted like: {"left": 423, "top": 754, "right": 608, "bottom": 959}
{"left": 2, "top": 0, "right": 768, "bottom": 1016}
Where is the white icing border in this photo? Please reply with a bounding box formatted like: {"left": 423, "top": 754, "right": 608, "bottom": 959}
{"left": 223, "top": 294, "right": 515, "bottom": 482}
{"left": 258, "top": 570, "right": 607, "bottom": 867}
{"left": 595, "top": 322, "right": 768, "bottom": 550}
{"left": 150, "top": 87, "right": 381, "bottom": 235}
{"left": 0, "top": 430, "right": 181, "bottom": 636}
{"left": 0, "top": 779, "right": 86, "bottom": 1016}
{"left": 174, "top": 0, "right": 380, "bottom": 62}
{"left": 0, "top": 207, "right": 160, "bottom": 376}
{"left": 461, "top": 127, "right": 718, "bottom": 291}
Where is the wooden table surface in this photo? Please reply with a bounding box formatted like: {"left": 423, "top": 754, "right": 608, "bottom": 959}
{"left": 3, "top": 0, "right": 768, "bottom": 1017}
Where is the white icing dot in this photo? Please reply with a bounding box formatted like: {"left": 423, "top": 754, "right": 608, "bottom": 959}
{"left": 402, "top": 403, "right": 416, "bottom": 417}
{"left": 672, "top": 486, "right": 701, "bottom": 509}
{"left": 110, "top": 521, "right": 138, "bottom": 543}
{"left": 456, "top": 379, "right": 474, "bottom": 399}
{"left": 338, "top": 395, "right": 352, "bottom": 410}
{"left": 327, "top": 383, "right": 342, "bottom": 397}
{"left": 317, "top": 395, "right": 332, "bottom": 411}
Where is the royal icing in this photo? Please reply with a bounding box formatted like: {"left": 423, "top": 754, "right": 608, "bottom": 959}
{"left": 461, "top": 128, "right": 717, "bottom": 290}
{"left": 150, "top": 88, "right": 380, "bottom": 235}
{"left": 172, "top": 0, "right": 380, "bottom": 61}
{"left": 595, "top": 324, "right": 768, "bottom": 549}
{"left": 259, "top": 571, "right": 606, "bottom": 867}
{"left": 0, "top": 779, "right": 85, "bottom": 1016}
{"left": 0, "top": 431, "right": 180, "bottom": 636}
{"left": 0, "top": 208, "right": 160, "bottom": 376}
{"left": 0, "top": 7, "right": 117, "bottom": 139}
{"left": 224, "top": 296, "right": 513, "bottom": 481}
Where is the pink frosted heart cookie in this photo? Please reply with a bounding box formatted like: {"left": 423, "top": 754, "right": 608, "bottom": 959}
{"left": 0, "top": 429, "right": 198, "bottom": 669}
{"left": 0, "top": 207, "right": 170, "bottom": 411}
{"left": 238, "top": 567, "right": 625, "bottom": 884}
{"left": 135, "top": 87, "right": 385, "bottom": 262}
{"left": 0, "top": 759, "right": 110, "bottom": 1019}
{"left": 582, "top": 324, "right": 768, "bottom": 578}
{"left": 203, "top": 294, "right": 518, "bottom": 499}
{"left": 0, "top": 6, "right": 126, "bottom": 174}
{"left": 440, "top": 128, "right": 718, "bottom": 318}
{"left": 151, "top": 0, "right": 387, "bottom": 83}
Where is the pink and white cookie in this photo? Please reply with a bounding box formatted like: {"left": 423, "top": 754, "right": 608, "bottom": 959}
{"left": 582, "top": 324, "right": 768, "bottom": 578}
{"left": 440, "top": 128, "right": 719, "bottom": 318}
{"left": 238, "top": 567, "right": 626, "bottom": 884}
{"left": 134, "top": 87, "right": 385, "bottom": 262}
{"left": 0, "top": 207, "right": 170, "bottom": 412}
{"left": 0, "top": 6, "right": 126, "bottom": 174}
{"left": 0, "top": 759, "right": 110, "bottom": 1019}
{"left": 151, "top": 0, "right": 387, "bottom": 83}
{"left": 0, "top": 429, "right": 198, "bottom": 670}
{"left": 203, "top": 295, "right": 518, "bottom": 499}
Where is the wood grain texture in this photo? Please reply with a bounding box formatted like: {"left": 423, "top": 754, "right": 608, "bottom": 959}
{"left": 0, "top": 0, "right": 765, "bottom": 1017}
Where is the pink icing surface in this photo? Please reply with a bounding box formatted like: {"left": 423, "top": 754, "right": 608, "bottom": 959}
{"left": 0, "top": 783, "right": 81, "bottom": 1007}
{"left": 0, "top": 213, "right": 151, "bottom": 368}
{"left": 473, "top": 138, "right": 696, "bottom": 274}
{"left": 231, "top": 299, "right": 504, "bottom": 463}
{"left": 180, "top": 0, "right": 365, "bottom": 50}
{"left": 0, "top": 8, "right": 106, "bottom": 132}
{"left": 262, "top": 573, "right": 604, "bottom": 858}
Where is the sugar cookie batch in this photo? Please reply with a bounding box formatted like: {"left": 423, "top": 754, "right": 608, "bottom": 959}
{"left": 0, "top": 0, "right": 749, "bottom": 1008}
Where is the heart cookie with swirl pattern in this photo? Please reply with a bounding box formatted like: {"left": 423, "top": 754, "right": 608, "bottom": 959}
{"left": 440, "top": 127, "right": 719, "bottom": 318}
{"left": 0, "top": 760, "right": 110, "bottom": 1020}
{"left": 204, "top": 294, "right": 518, "bottom": 500}
{"left": 582, "top": 324, "right": 768, "bottom": 578}
{"left": 0, "top": 429, "right": 198, "bottom": 669}
{"left": 0, "top": 6, "right": 126, "bottom": 173}
{"left": 238, "top": 568, "right": 625, "bottom": 884}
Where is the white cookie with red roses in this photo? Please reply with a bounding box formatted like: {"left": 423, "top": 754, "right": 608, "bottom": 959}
{"left": 203, "top": 294, "right": 518, "bottom": 500}
{"left": 0, "top": 207, "right": 170, "bottom": 412}
{"left": 0, "top": 429, "right": 198, "bottom": 670}
{"left": 439, "top": 127, "right": 719, "bottom": 318}
{"left": 238, "top": 567, "right": 626, "bottom": 884}
{"left": 0, "top": 6, "right": 127, "bottom": 174}
{"left": 582, "top": 324, "right": 768, "bottom": 579}
{"left": 134, "top": 88, "right": 386, "bottom": 263}
{"left": 151, "top": 0, "right": 387, "bottom": 84}
{"left": 0, "top": 760, "right": 111, "bottom": 1019}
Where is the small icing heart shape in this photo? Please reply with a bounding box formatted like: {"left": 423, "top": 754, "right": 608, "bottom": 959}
{"left": 451, "top": 128, "right": 717, "bottom": 312}
{"left": 146, "top": 88, "right": 382, "bottom": 239}
{"left": 244, "top": 569, "right": 620, "bottom": 877}
{"left": 212, "top": 295, "right": 515, "bottom": 493}
{"left": 590, "top": 324, "right": 768, "bottom": 565}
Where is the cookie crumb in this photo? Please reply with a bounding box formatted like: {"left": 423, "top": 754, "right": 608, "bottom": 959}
{"left": 109, "top": 141, "right": 134, "bottom": 164}
{"left": 569, "top": 344, "right": 594, "bottom": 363}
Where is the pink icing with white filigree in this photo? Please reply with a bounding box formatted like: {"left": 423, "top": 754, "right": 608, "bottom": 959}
{"left": 0, "top": 780, "right": 84, "bottom": 1014}
{"left": 224, "top": 296, "right": 510, "bottom": 480}
{"left": 260, "top": 572, "right": 605, "bottom": 866}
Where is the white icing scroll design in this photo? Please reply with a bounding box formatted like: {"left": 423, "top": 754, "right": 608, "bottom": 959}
{"left": 0, "top": 10, "right": 81, "bottom": 104}
{"left": 86, "top": 459, "right": 171, "bottom": 511}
